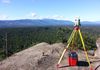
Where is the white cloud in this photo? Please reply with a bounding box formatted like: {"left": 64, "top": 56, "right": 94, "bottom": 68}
{"left": 0, "top": 14, "right": 8, "bottom": 20}
{"left": 45, "top": 15, "right": 66, "bottom": 20}
{"left": 26, "top": 12, "right": 67, "bottom": 20}
{"left": 26, "top": 12, "right": 39, "bottom": 19}
{"left": 1, "top": 0, "right": 11, "bottom": 4}
{"left": 52, "top": 15, "right": 65, "bottom": 19}
{"left": 31, "top": 12, "right": 37, "bottom": 17}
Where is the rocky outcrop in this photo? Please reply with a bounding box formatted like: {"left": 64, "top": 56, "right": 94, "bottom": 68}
{"left": 0, "top": 42, "right": 100, "bottom": 70}
{"left": 95, "top": 38, "right": 100, "bottom": 58}
{"left": 0, "top": 42, "right": 65, "bottom": 70}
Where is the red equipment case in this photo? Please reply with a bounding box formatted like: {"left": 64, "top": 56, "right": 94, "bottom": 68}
{"left": 68, "top": 51, "right": 78, "bottom": 66}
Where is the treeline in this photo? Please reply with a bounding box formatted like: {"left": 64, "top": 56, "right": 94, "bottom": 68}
{"left": 0, "top": 26, "right": 99, "bottom": 60}
{"left": 0, "top": 26, "right": 71, "bottom": 60}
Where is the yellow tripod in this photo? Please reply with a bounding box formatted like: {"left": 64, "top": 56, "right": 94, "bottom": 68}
{"left": 57, "top": 19, "right": 93, "bottom": 70}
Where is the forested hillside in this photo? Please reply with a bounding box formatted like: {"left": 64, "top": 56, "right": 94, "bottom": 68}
{"left": 0, "top": 26, "right": 99, "bottom": 61}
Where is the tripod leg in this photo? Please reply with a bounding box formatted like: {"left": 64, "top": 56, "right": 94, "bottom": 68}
{"left": 67, "top": 29, "right": 75, "bottom": 44}
{"left": 57, "top": 30, "right": 76, "bottom": 65}
{"left": 78, "top": 29, "right": 91, "bottom": 66}
{"left": 66, "top": 30, "right": 76, "bottom": 48}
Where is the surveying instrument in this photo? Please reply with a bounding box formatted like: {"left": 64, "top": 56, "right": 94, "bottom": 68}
{"left": 57, "top": 18, "right": 93, "bottom": 70}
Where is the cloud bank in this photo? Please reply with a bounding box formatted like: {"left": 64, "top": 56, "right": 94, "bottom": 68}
{"left": 1, "top": 0, "right": 11, "bottom": 4}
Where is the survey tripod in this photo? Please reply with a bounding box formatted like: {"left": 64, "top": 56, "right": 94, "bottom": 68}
{"left": 57, "top": 18, "right": 93, "bottom": 70}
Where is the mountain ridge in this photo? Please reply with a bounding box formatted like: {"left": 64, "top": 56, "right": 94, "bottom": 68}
{"left": 0, "top": 19, "right": 100, "bottom": 28}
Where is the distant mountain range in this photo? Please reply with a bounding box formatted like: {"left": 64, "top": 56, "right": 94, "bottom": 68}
{"left": 0, "top": 19, "right": 100, "bottom": 28}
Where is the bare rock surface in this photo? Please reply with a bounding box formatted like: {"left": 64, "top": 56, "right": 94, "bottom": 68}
{"left": 0, "top": 42, "right": 100, "bottom": 70}
{"left": 95, "top": 38, "right": 100, "bottom": 58}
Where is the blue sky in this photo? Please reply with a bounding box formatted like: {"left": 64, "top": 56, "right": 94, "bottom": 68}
{"left": 0, "top": 0, "right": 100, "bottom": 21}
